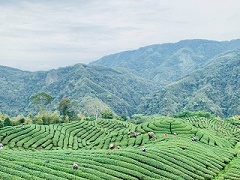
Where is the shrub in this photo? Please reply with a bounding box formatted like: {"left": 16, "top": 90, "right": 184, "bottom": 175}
{"left": 3, "top": 118, "right": 12, "bottom": 127}
{"left": 101, "top": 110, "right": 114, "bottom": 119}
{"left": 174, "top": 110, "right": 215, "bottom": 118}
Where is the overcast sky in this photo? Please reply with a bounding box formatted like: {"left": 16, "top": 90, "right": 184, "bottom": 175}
{"left": 0, "top": 0, "right": 240, "bottom": 71}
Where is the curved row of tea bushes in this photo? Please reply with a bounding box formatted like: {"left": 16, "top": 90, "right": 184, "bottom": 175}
{"left": 0, "top": 141, "right": 236, "bottom": 180}
{"left": 186, "top": 117, "right": 240, "bottom": 147}
{"left": 0, "top": 117, "right": 239, "bottom": 151}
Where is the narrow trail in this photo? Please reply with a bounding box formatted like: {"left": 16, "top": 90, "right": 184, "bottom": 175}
{"left": 214, "top": 142, "right": 240, "bottom": 180}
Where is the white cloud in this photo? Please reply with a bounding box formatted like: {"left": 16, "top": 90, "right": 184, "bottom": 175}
{"left": 0, "top": 0, "right": 240, "bottom": 71}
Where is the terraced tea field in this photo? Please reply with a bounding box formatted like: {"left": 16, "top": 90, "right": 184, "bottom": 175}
{"left": 0, "top": 116, "right": 240, "bottom": 179}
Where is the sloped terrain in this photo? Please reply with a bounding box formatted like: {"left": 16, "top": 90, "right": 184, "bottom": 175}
{"left": 0, "top": 143, "right": 236, "bottom": 180}
{"left": 0, "top": 117, "right": 196, "bottom": 150}
{"left": 0, "top": 64, "right": 154, "bottom": 116}
{"left": 1, "top": 39, "right": 240, "bottom": 118}
{"left": 220, "top": 144, "right": 240, "bottom": 180}
{"left": 90, "top": 39, "right": 240, "bottom": 86}
{"left": 138, "top": 51, "right": 240, "bottom": 117}
{"left": 0, "top": 116, "right": 239, "bottom": 179}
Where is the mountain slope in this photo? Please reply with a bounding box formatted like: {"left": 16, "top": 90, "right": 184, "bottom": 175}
{"left": 137, "top": 50, "right": 240, "bottom": 117}
{"left": 0, "top": 66, "right": 47, "bottom": 115}
{"left": 1, "top": 39, "right": 239, "bottom": 118}
{"left": 0, "top": 64, "right": 154, "bottom": 116}
{"left": 90, "top": 39, "right": 240, "bottom": 86}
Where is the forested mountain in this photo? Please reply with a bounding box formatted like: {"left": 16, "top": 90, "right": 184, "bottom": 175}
{"left": 90, "top": 39, "right": 240, "bottom": 86}
{"left": 137, "top": 50, "right": 240, "bottom": 117}
{"left": 0, "top": 66, "right": 45, "bottom": 115}
{"left": 0, "top": 64, "right": 154, "bottom": 116}
{"left": 0, "top": 39, "right": 239, "bottom": 118}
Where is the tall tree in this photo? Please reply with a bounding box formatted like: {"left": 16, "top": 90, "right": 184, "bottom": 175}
{"left": 84, "top": 98, "right": 109, "bottom": 120}
{"left": 58, "top": 98, "right": 71, "bottom": 121}
{"left": 101, "top": 109, "right": 114, "bottom": 119}
{"left": 4, "top": 118, "right": 12, "bottom": 127}
{"left": 30, "top": 92, "right": 53, "bottom": 112}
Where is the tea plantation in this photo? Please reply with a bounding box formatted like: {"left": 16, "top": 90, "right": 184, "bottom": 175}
{"left": 0, "top": 116, "right": 240, "bottom": 179}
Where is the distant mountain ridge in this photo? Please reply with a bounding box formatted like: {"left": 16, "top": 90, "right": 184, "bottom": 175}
{"left": 90, "top": 39, "right": 240, "bottom": 86}
{"left": 0, "top": 39, "right": 240, "bottom": 117}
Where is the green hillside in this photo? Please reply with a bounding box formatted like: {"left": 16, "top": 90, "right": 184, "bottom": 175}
{"left": 0, "top": 39, "right": 239, "bottom": 118}
{"left": 138, "top": 51, "right": 240, "bottom": 118}
{"left": 0, "top": 116, "right": 239, "bottom": 179}
{"left": 0, "top": 64, "right": 154, "bottom": 116}
{"left": 90, "top": 39, "right": 240, "bottom": 86}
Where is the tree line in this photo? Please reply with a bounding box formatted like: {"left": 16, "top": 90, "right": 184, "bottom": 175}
{"left": 0, "top": 91, "right": 120, "bottom": 127}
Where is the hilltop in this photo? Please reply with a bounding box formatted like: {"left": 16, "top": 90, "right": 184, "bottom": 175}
{"left": 91, "top": 39, "right": 240, "bottom": 86}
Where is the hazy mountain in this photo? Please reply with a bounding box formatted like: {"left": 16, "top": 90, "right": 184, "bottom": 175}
{"left": 137, "top": 50, "right": 240, "bottom": 117}
{"left": 0, "top": 39, "right": 239, "bottom": 118}
{"left": 90, "top": 39, "right": 240, "bottom": 86}
{"left": 0, "top": 64, "right": 154, "bottom": 116}
{"left": 0, "top": 66, "right": 46, "bottom": 115}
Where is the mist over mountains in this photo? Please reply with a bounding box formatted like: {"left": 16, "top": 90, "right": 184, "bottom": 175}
{"left": 1, "top": 39, "right": 240, "bottom": 117}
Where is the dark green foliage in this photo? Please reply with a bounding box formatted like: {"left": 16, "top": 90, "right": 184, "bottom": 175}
{"left": 117, "top": 114, "right": 128, "bottom": 121}
{"left": 3, "top": 118, "right": 12, "bottom": 127}
{"left": 18, "top": 118, "right": 25, "bottom": 124}
{"left": 100, "top": 109, "right": 113, "bottom": 119}
{"left": 84, "top": 117, "right": 95, "bottom": 121}
{"left": 30, "top": 91, "right": 53, "bottom": 111}
{"left": 173, "top": 110, "right": 214, "bottom": 118}
{"left": 32, "top": 111, "right": 62, "bottom": 125}
{"left": 58, "top": 98, "right": 71, "bottom": 120}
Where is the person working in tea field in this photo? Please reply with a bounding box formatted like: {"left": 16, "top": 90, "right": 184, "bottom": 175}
{"left": 109, "top": 143, "right": 114, "bottom": 150}
{"left": 73, "top": 163, "right": 78, "bottom": 170}
{"left": 192, "top": 137, "right": 197, "bottom": 142}
{"left": 147, "top": 132, "right": 154, "bottom": 139}
{"left": 0, "top": 142, "right": 3, "bottom": 149}
{"left": 133, "top": 131, "right": 138, "bottom": 137}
